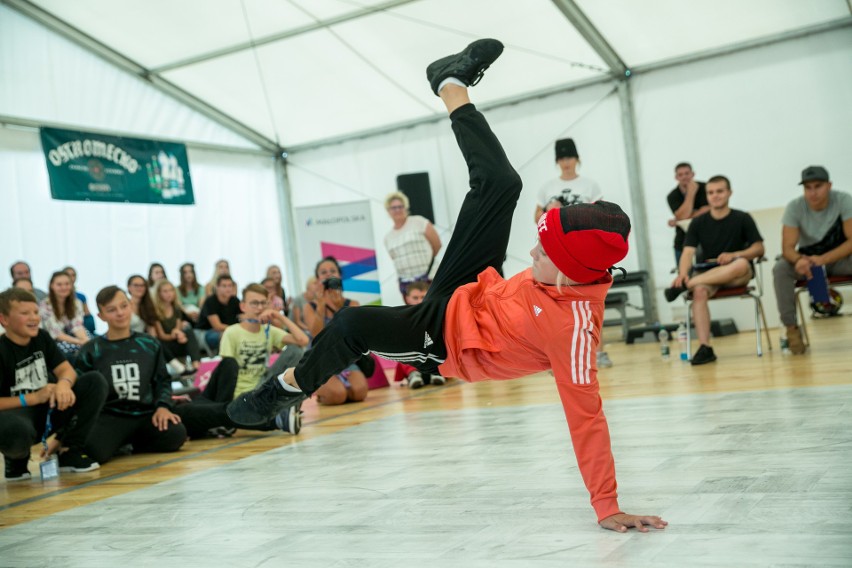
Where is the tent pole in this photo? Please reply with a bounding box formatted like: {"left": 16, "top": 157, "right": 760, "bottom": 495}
{"left": 551, "top": 0, "right": 658, "bottom": 321}
{"left": 616, "top": 79, "right": 658, "bottom": 322}
{"left": 274, "top": 155, "right": 301, "bottom": 306}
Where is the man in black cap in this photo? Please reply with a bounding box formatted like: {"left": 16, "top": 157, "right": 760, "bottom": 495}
{"left": 773, "top": 166, "right": 852, "bottom": 354}
{"left": 534, "top": 137, "right": 602, "bottom": 223}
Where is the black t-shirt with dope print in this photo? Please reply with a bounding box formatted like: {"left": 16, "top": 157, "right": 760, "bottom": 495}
{"left": 75, "top": 332, "right": 173, "bottom": 415}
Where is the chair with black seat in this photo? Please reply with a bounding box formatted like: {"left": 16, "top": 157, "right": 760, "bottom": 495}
{"left": 793, "top": 274, "right": 852, "bottom": 346}
{"left": 685, "top": 257, "right": 772, "bottom": 359}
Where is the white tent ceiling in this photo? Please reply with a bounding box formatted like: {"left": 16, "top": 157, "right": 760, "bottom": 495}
{"left": 8, "top": 0, "right": 850, "bottom": 152}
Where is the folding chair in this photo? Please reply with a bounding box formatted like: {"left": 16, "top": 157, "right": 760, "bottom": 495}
{"left": 794, "top": 274, "right": 852, "bottom": 346}
{"left": 685, "top": 258, "right": 772, "bottom": 359}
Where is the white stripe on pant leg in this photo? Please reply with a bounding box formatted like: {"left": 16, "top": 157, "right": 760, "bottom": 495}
{"left": 369, "top": 350, "right": 445, "bottom": 365}
{"left": 577, "top": 301, "right": 590, "bottom": 385}
{"left": 570, "top": 302, "right": 581, "bottom": 384}
{"left": 577, "top": 301, "right": 589, "bottom": 384}
{"left": 583, "top": 300, "right": 593, "bottom": 384}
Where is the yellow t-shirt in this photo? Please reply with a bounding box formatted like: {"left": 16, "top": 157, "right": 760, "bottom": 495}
{"left": 220, "top": 324, "right": 287, "bottom": 397}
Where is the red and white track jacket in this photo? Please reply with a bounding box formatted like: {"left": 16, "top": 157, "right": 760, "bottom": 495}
{"left": 438, "top": 267, "right": 620, "bottom": 521}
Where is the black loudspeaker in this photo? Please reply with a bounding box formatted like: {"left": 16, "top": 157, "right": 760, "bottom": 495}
{"left": 396, "top": 172, "right": 435, "bottom": 224}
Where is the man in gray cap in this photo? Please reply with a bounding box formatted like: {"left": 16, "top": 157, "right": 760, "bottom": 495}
{"left": 773, "top": 166, "right": 852, "bottom": 353}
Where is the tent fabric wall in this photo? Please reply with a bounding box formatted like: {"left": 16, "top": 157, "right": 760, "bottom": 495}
{"left": 17, "top": 0, "right": 847, "bottom": 148}
{"left": 0, "top": 4, "right": 258, "bottom": 149}
{"left": 0, "top": 126, "right": 286, "bottom": 324}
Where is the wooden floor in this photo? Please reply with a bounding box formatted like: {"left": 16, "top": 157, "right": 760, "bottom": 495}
{"left": 1, "top": 315, "right": 850, "bottom": 566}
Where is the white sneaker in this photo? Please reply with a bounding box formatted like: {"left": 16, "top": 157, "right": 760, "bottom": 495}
{"left": 407, "top": 371, "right": 424, "bottom": 389}
{"left": 596, "top": 351, "right": 613, "bottom": 368}
{"left": 429, "top": 374, "right": 446, "bottom": 386}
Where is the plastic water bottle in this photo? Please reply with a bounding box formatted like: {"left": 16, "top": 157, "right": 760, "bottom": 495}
{"left": 658, "top": 328, "right": 670, "bottom": 360}
{"left": 676, "top": 322, "right": 688, "bottom": 361}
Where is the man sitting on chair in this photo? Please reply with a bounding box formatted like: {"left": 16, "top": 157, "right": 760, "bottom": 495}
{"left": 772, "top": 166, "right": 852, "bottom": 354}
{"left": 665, "top": 175, "right": 765, "bottom": 365}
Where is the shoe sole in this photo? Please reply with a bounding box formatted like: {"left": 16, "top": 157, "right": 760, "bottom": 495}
{"left": 58, "top": 463, "right": 100, "bottom": 473}
{"left": 408, "top": 378, "right": 424, "bottom": 389}
{"left": 289, "top": 411, "right": 302, "bottom": 435}
{"left": 5, "top": 474, "right": 32, "bottom": 482}
{"left": 430, "top": 378, "right": 446, "bottom": 386}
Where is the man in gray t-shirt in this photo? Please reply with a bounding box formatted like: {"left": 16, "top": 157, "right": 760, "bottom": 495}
{"left": 773, "top": 165, "right": 852, "bottom": 353}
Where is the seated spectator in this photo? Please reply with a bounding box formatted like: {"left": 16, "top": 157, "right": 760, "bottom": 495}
{"left": 126, "top": 275, "right": 157, "bottom": 335}
{"left": 665, "top": 175, "right": 765, "bottom": 365}
{"left": 392, "top": 281, "right": 446, "bottom": 389}
{"left": 39, "top": 271, "right": 91, "bottom": 363}
{"left": 199, "top": 283, "right": 309, "bottom": 432}
{"left": 4, "top": 280, "right": 34, "bottom": 336}
{"left": 151, "top": 280, "right": 201, "bottom": 374}
{"left": 0, "top": 288, "right": 107, "bottom": 480}
{"left": 265, "top": 265, "right": 288, "bottom": 314}
{"left": 9, "top": 261, "right": 47, "bottom": 302}
{"left": 197, "top": 274, "right": 241, "bottom": 352}
{"left": 773, "top": 166, "right": 852, "bottom": 354}
{"left": 147, "top": 263, "right": 167, "bottom": 287}
{"left": 203, "top": 259, "right": 231, "bottom": 298}
{"left": 303, "top": 256, "right": 368, "bottom": 405}
{"left": 62, "top": 265, "right": 96, "bottom": 334}
{"left": 290, "top": 277, "right": 317, "bottom": 335}
{"left": 13, "top": 277, "right": 34, "bottom": 292}
{"left": 177, "top": 262, "right": 205, "bottom": 323}
{"left": 75, "top": 286, "right": 187, "bottom": 464}
{"left": 261, "top": 277, "right": 285, "bottom": 312}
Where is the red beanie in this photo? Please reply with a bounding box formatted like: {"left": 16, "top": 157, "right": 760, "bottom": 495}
{"left": 537, "top": 201, "right": 631, "bottom": 283}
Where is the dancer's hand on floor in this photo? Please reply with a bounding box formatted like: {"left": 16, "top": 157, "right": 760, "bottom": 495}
{"left": 599, "top": 513, "right": 667, "bottom": 533}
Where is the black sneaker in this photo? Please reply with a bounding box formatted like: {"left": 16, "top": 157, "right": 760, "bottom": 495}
{"left": 4, "top": 457, "right": 31, "bottom": 481}
{"left": 226, "top": 374, "right": 307, "bottom": 427}
{"left": 426, "top": 38, "right": 504, "bottom": 96}
{"left": 664, "top": 286, "right": 686, "bottom": 303}
{"left": 690, "top": 344, "right": 717, "bottom": 366}
{"left": 57, "top": 449, "right": 100, "bottom": 473}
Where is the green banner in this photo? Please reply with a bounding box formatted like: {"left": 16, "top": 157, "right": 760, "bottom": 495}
{"left": 40, "top": 127, "right": 195, "bottom": 205}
